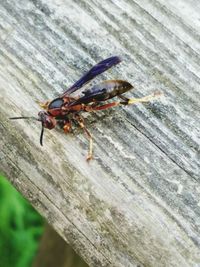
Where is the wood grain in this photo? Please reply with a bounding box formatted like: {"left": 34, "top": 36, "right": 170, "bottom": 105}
{"left": 0, "top": 0, "right": 200, "bottom": 266}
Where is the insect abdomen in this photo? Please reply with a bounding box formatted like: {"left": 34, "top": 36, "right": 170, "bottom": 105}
{"left": 93, "top": 80, "right": 133, "bottom": 101}
{"left": 106, "top": 80, "right": 133, "bottom": 98}
{"left": 69, "top": 80, "right": 133, "bottom": 106}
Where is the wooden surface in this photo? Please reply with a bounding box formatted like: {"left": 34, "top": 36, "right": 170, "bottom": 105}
{"left": 0, "top": 0, "right": 200, "bottom": 266}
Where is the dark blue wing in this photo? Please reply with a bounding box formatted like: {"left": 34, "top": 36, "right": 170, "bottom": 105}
{"left": 60, "top": 56, "right": 121, "bottom": 97}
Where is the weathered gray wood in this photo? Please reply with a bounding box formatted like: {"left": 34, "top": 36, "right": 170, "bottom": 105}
{"left": 0, "top": 0, "right": 200, "bottom": 266}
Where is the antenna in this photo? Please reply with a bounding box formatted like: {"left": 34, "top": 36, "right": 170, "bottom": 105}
{"left": 40, "top": 124, "right": 44, "bottom": 146}
{"left": 10, "top": 116, "right": 44, "bottom": 145}
{"left": 9, "top": 116, "right": 40, "bottom": 121}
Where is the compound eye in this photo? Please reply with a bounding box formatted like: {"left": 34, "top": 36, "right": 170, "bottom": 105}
{"left": 45, "top": 116, "right": 56, "bottom": 129}
{"left": 38, "top": 111, "right": 56, "bottom": 129}
{"left": 46, "top": 118, "right": 53, "bottom": 128}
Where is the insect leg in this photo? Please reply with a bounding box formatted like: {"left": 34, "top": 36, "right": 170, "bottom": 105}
{"left": 85, "top": 91, "right": 162, "bottom": 112}
{"left": 63, "top": 120, "right": 72, "bottom": 133}
{"left": 85, "top": 102, "right": 120, "bottom": 111}
{"left": 118, "top": 95, "right": 129, "bottom": 102}
{"left": 119, "top": 91, "right": 162, "bottom": 105}
{"left": 73, "top": 114, "right": 93, "bottom": 161}
{"left": 38, "top": 100, "right": 50, "bottom": 110}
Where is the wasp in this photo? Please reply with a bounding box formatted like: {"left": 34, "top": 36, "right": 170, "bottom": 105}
{"left": 10, "top": 56, "right": 160, "bottom": 160}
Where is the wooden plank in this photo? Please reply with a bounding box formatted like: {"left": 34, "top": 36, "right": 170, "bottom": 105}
{"left": 0, "top": 0, "right": 200, "bottom": 266}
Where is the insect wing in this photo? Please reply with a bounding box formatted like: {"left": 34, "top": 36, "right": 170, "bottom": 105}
{"left": 60, "top": 56, "right": 121, "bottom": 97}
{"left": 68, "top": 80, "right": 133, "bottom": 106}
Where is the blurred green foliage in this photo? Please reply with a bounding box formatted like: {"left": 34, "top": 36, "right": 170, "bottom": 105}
{"left": 0, "top": 175, "right": 44, "bottom": 267}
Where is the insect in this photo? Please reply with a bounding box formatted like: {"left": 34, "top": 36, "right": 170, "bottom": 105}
{"left": 10, "top": 56, "right": 160, "bottom": 160}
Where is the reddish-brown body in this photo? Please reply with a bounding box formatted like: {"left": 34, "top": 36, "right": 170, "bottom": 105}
{"left": 48, "top": 80, "right": 132, "bottom": 115}
{"left": 10, "top": 56, "right": 160, "bottom": 160}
